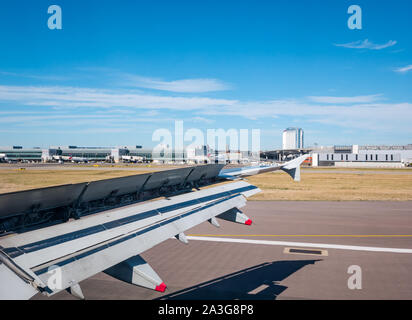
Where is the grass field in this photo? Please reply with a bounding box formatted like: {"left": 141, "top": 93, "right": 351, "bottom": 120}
{"left": 0, "top": 168, "right": 411, "bottom": 200}
{"left": 247, "top": 170, "right": 412, "bottom": 201}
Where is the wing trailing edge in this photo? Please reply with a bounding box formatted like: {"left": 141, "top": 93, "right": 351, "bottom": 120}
{"left": 0, "top": 180, "right": 258, "bottom": 299}
{"left": 219, "top": 154, "right": 310, "bottom": 181}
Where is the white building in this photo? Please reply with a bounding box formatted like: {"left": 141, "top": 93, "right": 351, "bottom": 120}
{"left": 282, "top": 128, "right": 304, "bottom": 150}
{"left": 311, "top": 145, "right": 412, "bottom": 168}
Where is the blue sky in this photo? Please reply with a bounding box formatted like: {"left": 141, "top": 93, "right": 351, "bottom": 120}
{"left": 0, "top": 0, "right": 411, "bottom": 149}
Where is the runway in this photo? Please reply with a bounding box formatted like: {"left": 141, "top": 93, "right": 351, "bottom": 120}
{"left": 32, "top": 201, "right": 412, "bottom": 300}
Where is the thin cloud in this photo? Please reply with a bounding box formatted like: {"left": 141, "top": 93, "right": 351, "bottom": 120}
{"left": 200, "top": 100, "right": 412, "bottom": 132}
{"left": 307, "top": 94, "right": 383, "bottom": 104}
{"left": 0, "top": 84, "right": 411, "bottom": 134}
{"left": 0, "top": 69, "right": 231, "bottom": 93}
{"left": 191, "top": 116, "right": 215, "bottom": 124}
{"left": 0, "top": 85, "right": 235, "bottom": 110}
{"left": 125, "top": 75, "right": 231, "bottom": 93}
{"left": 394, "top": 64, "right": 412, "bottom": 73}
{"left": 334, "top": 39, "right": 397, "bottom": 50}
{"left": 0, "top": 71, "right": 68, "bottom": 81}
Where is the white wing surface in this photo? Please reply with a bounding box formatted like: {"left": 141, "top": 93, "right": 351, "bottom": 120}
{"left": 0, "top": 155, "right": 308, "bottom": 299}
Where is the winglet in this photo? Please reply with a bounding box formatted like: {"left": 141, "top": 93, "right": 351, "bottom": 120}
{"left": 280, "top": 154, "right": 309, "bottom": 182}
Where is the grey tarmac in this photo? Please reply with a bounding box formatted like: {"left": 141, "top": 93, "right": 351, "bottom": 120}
{"left": 32, "top": 200, "right": 412, "bottom": 300}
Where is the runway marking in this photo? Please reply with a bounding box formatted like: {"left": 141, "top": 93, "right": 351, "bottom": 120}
{"left": 188, "top": 234, "right": 412, "bottom": 238}
{"left": 284, "top": 247, "right": 328, "bottom": 256}
{"left": 186, "top": 236, "right": 412, "bottom": 254}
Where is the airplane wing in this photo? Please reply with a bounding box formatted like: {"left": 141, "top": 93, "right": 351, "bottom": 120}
{"left": 219, "top": 154, "right": 309, "bottom": 181}
{"left": 0, "top": 155, "right": 308, "bottom": 300}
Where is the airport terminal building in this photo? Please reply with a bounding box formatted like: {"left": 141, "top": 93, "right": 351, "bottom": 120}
{"left": 261, "top": 144, "right": 412, "bottom": 168}
{"left": 0, "top": 146, "right": 45, "bottom": 162}
{"left": 0, "top": 144, "right": 258, "bottom": 164}
{"left": 0, "top": 146, "right": 129, "bottom": 163}
{"left": 1, "top": 144, "right": 412, "bottom": 167}
{"left": 312, "top": 145, "right": 412, "bottom": 168}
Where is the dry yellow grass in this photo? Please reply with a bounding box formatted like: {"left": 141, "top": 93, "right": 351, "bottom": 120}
{"left": 0, "top": 168, "right": 411, "bottom": 200}
{"left": 246, "top": 171, "right": 412, "bottom": 201}
{"left": 301, "top": 167, "right": 411, "bottom": 171}
{"left": 0, "top": 170, "right": 149, "bottom": 194}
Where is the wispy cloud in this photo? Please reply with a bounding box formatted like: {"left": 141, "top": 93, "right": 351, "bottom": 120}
{"left": 334, "top": 39, "right": 397, "bottom": 50}
{"left": 190, "top": 116, "right": 215, "bottom": 124}
{"left": 0, "top": 84, "right": 411, "bottom": 135}
{"left": 0, "top": 85, "right": 235, "bottom": 110}
{"left": 394, "top": 64, "right": 412, "bottom": 73}
{"left": 307, "top": 94, "right": 383, "bottom": 104}
{"left": 0, "top": 69, "right": 231, "bottom": 93}
{"left": 0, "top": 71, "right": 68, "bottom": 81}
{"left": 201, "top": 100, "right": 412, "bottom": 132}
{"left": 124, "top": 75, "right": 231, "bottom": 93}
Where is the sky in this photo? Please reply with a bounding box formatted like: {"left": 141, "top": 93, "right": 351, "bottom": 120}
{"left": 0, "top": 0, "right": 411, "bottom": 150}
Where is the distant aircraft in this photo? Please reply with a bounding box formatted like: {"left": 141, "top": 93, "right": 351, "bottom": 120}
{"left": 61, "top": 155, "right": 88, "bottom": 163}
{"left": 122, "top": 155, "right": 144, "bottom": 163}
{"left": 0, "top": 154, "right": 7, "bottom": 163}
{"left": 0, "top": 155, "right": 308, "bottom": 299}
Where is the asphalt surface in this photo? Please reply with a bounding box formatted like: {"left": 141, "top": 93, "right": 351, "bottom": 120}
{"left": 32, "top": 200, "right": 412, "bottom": 300}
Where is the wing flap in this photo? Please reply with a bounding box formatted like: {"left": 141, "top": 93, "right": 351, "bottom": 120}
{"left": 1, "top": 181, "right": 255, "bottom": 271}
{"left": 34, "top": 194, "right": 246, "bottom": 295}
{"left": 0, "top": 181, "right": 255, "bottom": 298}
{"left": 0, "top": 261, "right": 38, "bottom": 300}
